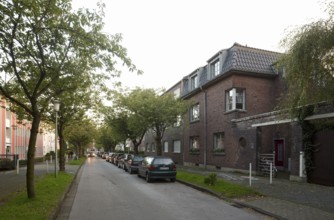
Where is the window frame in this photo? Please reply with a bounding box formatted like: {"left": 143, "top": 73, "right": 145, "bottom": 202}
{"left": 151, "top": 142, "right": 156, "bottom": 152}
{"left": 213, "top": 132, "right": 225, "bottom": 153}
{"left": 190, "top": 103, "right": 200, "bottom": 122}
{"left": 226, "top": 88, "right": 246, "bottom": 111}
{"left": 211, "top": 59, "right": 220, "bottom": 77}
{"left": 163, "top": 141, "right": 168, "bottom": 153}
{"left": 189, "top": 136, "right": 200, "bottom": 152}
{"left": 173, "top": 140, "right": 181, "bottom": 153}
{"left": 190, "top": 74, "right": 198, "bottom": 90}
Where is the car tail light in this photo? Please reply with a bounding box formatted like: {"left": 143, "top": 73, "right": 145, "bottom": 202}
{"left": 172, "top": 164, "right": 176, "bottom": 171}
{"left": 147, "top": 165, "right": 156, "bottom": 171}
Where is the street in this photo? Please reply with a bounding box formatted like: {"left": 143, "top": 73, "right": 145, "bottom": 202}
{"left": 63, "top": 157, "right": 267, "bottom": 220}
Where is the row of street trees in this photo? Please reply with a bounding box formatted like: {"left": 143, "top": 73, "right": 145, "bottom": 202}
{"left": 101, "top": 88, "right": 191, "bottom": 155}
{"left": 0, "top": 0, "right": 141, "bottom": 199}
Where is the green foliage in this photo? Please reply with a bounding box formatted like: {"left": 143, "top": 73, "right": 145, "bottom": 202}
{"left": 0, "top": 0, "right": 140, "bottom": 198}
{"left": 106, "top": 88, "right": 191, "bottom": 155}
{"left": 279, "top": 2, "right": 334, "bottom": 113}
{"left": 177, "top": 170, "right": 260, "bottom": 199}
{"left": 204, "top": 173, "right": 217, "bottom": 186}
{"left": 0, "top": 172, "right": 73, "bottom": 219}
{"left": 64, "top": 118, "right": 97, "bottom": 156}
{"left": 68, "top": 157, "right": 86, "bottom": 165}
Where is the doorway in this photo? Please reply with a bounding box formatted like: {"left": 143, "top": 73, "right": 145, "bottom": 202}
{"left": 274, "top": 139, "right": 284, "bottom": 167}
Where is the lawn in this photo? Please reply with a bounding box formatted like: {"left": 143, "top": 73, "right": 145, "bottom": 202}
{"left": 176, "top": 170, "right": 261, "bottom": 199}
{"left": 0, "top": 157, "right": 86, "bottom": 220}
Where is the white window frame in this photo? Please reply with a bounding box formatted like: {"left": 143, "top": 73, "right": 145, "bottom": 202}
{"left": 226, "top": 88, "right": 245, "bottom": 111}
{"left": 190, "top": 136, "right": 199, "bottom": 150}
{"left": 190, "top": 104, "right": 200, "bottom": 122}
{"left": 190, "top": 74, "right": 198, "bottom": 89}
{"left": 211, "top": 60, "right": 220, "bottom": 77}
{"left": 163, "top": 141, "right": 168, "bottom": 153}
{"left": 151, "top": 142, "right": 156, "bottom": 152}
{"left": 213, "top": 132, "right": 224, "bottom": 151}
{"left": 173, "top": 140, "right": 181, "bottom": 153}
{"left": 174, "top": 115, "right": 182, "bottom": 127}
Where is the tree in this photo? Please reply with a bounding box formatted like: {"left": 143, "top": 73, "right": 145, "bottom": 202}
{"left": 109, "top": 88, "right": 191, "bottom": 156}
{"left": 97, "top": 125, "right": 123, "bottom": 153}
{"left": 64, "top": 119, "right": 97, "bottom": 157}
{"left": 0, "top": 0, "right": 140, "bottom": 198}
{"left": 279, "top": 1, "right": 334, "bottom": 113}
{"left": 279, "top": 1, "right": 334, "bottom": 179}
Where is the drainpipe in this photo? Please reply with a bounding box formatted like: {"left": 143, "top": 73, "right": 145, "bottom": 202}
{"left": 200, "top": 86, "right": 207, "bottom": 169}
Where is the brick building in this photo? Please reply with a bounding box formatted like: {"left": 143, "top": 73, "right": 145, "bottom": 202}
{"left": 140, "top": 43, "right": 334, "bottom": 184}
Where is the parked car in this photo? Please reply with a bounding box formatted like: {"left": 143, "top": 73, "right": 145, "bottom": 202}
{"left": 138, "top": 156, "right": 176, "bottom": 182}
{"left": 106, "top": 153, "right": 114, "bottom": 162}
{"left": 118, "top": 154, "right": 133, "bottom": 170}
{"left": 124, "top": 155, "right": 144, "bottom": 174}
{"left": 113, "top": 153, "right": 124, "bottom": 166}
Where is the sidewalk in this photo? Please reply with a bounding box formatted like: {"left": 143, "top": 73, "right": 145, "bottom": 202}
{"left": 177, "top": 165, "right": 334, "bottom": 220}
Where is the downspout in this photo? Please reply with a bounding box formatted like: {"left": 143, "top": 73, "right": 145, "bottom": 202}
{"left": 200, "top": 86, "right": 207, "bottom": 168}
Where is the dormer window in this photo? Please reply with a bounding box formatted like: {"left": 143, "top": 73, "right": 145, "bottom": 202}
{"left": 211, "top": 59, "right": 220, "bottom": 77}
{"left": 190, "top": 74, "right": 198, "bottom": 89}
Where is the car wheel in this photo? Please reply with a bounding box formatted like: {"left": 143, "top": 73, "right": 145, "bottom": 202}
{"left": 171, "top": 178, "right": 176, "bottom": 182}
{"left": 145, "top": 173, "right": 151, "bottom": 183}
{"left": 137, "top": 173, "right": 141, "bottom": 178}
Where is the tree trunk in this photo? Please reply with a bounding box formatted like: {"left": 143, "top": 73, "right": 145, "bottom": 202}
{"left": 26, "top": 113, "right": 41, "bottom": 199}
{"left": 58, "top": 128, "right": 66, "bottom": 171}
{"left": 155, "top": 130, "right": 162, "bottom": 156}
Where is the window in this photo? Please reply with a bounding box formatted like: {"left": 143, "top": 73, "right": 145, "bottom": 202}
{"left": 213, "top": 132, "right": 224, "bottom": 153}
{"left": 164, "top": 141, "right": 168, "bottom": 153}
{"left": 190, "top": 104, "right": 200, "bottom": 122}
{"left": 239, "top": 137, "right": 247, "bottom": 148}
{"left": 151, "top": 143, "right": 156, "bottom": 152}
{"left": 190, "top": 136, "right": 199, "bottom": 152}
{"left": 190, "top": 74, "right": 198, "bottom": 89}
{"left": 173, "top": 140, "right": 181, "bottom": 153}
{"left": 174, "top": 115, "right": 182, "bottom": 127}
{"left": 211, "top": 60, "right": 220, "bottom": 77}
{"left": 173, "top": 88, "right": 181, "bottom": 98}
{"left": 146, "top": 143, "right": 150, "bottom": 152}
{"left": 226, "top": 88, "right": 245, "bottom": 111}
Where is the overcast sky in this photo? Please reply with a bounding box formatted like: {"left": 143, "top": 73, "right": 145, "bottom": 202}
{"left": 72, "top": 0, "right": 328, "bottom": 91}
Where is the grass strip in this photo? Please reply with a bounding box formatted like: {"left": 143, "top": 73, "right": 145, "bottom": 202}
{"left": 68, "top": 157, "right": 86, "bottom": 165}
{"left": 177, "top": 170, "right": 261, "bottom": 199}
{"left": 0, "top": 172, "right": 73, "bottom": 220}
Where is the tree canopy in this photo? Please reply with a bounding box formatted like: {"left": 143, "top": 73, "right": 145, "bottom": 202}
{"left": 106, "top": 88, "right": 191, "bottom": 155}
{"left": 279, "top": 1, "right": 334, "bottom": 114}
{"left": 0, "top": 0, "right": 140, "bottom": 198}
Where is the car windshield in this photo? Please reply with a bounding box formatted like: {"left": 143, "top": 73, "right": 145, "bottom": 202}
{"left": 153, "top": 158, "right": 173, "bottom": 165}
{"left": 133, "top": 156, "right": 143, "bottom": 161}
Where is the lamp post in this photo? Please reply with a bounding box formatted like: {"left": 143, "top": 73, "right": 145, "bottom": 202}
{"left": 53, "top": 99, "right": 60, "bottom": 177}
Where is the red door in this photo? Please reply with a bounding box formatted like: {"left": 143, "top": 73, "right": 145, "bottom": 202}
{"left": 275, "top": 139, "right": 284, "bottom": 167}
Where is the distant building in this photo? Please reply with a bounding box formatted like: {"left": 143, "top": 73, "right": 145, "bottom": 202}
{"left": 0, "top": 98, "right": 48, "bottom": 160}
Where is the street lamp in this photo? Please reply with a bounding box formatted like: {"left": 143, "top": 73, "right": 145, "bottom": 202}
{"left": 53, "top": 99, "right": 60, "bottom": 177}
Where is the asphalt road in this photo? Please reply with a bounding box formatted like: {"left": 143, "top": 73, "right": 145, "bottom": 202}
{"left": 65, "top": 157, "right": 267, "bottom": 220}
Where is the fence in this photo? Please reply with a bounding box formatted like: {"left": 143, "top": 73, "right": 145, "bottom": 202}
{"left": 258, "top": 153, "right": 277, "bottom": 176}
{"left": 0, "top": 154, "right": 19, "bottom": 171}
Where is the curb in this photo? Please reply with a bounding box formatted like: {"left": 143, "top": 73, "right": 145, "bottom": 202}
{"left": 176, "top": 179, "right": 285, "bottom": 220}
{"left": 51, "top": 160, "right": 86, "bottom": 220}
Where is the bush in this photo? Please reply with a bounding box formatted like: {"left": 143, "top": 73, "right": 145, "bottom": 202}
{"left": 0, "top": 158, "right": 15, "bottom": 170}
{"left": 204, "top": 173, "right": 217, "bottom": 186}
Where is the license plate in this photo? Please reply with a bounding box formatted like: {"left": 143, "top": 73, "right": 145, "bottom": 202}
{"left": 160, "top": 167, "right": 169, "bottom": 170}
